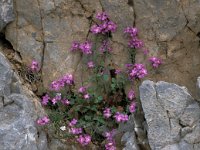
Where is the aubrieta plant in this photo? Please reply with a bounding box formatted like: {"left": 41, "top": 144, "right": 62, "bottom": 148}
{"left": 36, "top": 12, "right": 162, "bottom": 149}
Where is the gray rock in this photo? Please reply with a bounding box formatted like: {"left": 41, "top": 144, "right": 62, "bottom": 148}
{"left": 121, "top": 132, "right": 139, "bottom": 150}
{"left": 197, "top": 77, "right": 200, "bottom": 99}
{"left": 140, "top": 80, "right": 200, "bottom": 150}
{"left": 0, "top": 51, "right": 48, "bottom": 150}
{"left": 0, "top": 0, "right": 14, "bottom": 31}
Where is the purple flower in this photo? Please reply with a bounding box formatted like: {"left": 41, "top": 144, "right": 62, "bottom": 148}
{"left": 143, "top": 49, "right": 149, "bottom": 55}
{"left": 87, "top": 61, "right": 95, "bottom": 68}
{"left": 105, "top": 141, "right": 116, "bottom": 150}
{"left": 104, "top": 130, "right": 116, "bottom": 141}
{"left": 106, "top": 21, "right": 117, "bottom": 32}
{"left": 70, "top": 127, "right": 83, "bottom": 135}
{"left": 128, "top": 38, "right": 144, "bottom": 49}
{"left": 50, "top": 74, "right": 74, "bottom": 91}
{"left": 104, "top": 130, "right": 116, "bottom": 150}
{"left": 128, "top": 63, "right": 147, "bottom": 79}
{"left": 96, "top": 12, "right": 109, "bottom": 21}
{"left": 78, "top": 86, "right": 87, "bottom": 94}
{"left": 115, "top": 69, "right": 121, "bottom": 74}
{"left": 101, "top": 21, "right": 117, "bottom": 33}
{"left": 129, "top": 102, "right": 136, "bottom": 113}
{"left": 103, "top": 108, "right": 112, "bottom": 118}
{"left": 114, "top": 112, "right": 129, "bottom": 123}
{"left": 149, "top": 57, "right": 162, "bottom": 68}
{"left": 128, "top": 89, "right": 135, "bottom": 100}
{"left": 51, "top": 93, "right": 61, "bottom": 105}
{"left": 62, "top": 74, "right": 74, "bottom": 85}
{"left": 70, "top": 41, "right": 80, "bottom": 51}
{"left": 84, "top": 93, "right": 90, "bottom": 100}
{"left": 77, "top": 134, "right": 91, "bottom": 146}
{"left": 50, "top": 80, "right": 61, "bottom": 91}
{"left": 30, "top": 60, "right": 40, "bottom": 72}
{"left": 80, "top": 41, "right": 92, "bottom": 55}
{"left": 41, "top": 94, "right": 50, "bottom": 105}
{"left": 69, "top": 118, "right": 77, "bottom": 127}
{"left": 90, "top": 24, "right": 102, "bottom": 34}
{"left": 124, "top": 27, "right": 138, "bottom": 37}
{"left": 99, "top": 40, "right": 112, "bottom": 52}
{"left": 61, "top": 99, "right": 70, "bottom": 105}
{"left": 37, "top": 116, "right": 50, "bottom": 125}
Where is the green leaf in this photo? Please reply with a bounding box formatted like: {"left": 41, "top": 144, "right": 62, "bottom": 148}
{"left": 94, "top": 117, "right": 105, "bottom": 124}
{"left": 94, "top": 95, "right": 103, "bottom": 103}
{"left": 111, "top": 106, "right": 117, "bottom": 113}
{"left": 111, "top": 83, "right": 115, "bottom": 89}
{"left": 85, "top": 115, "right": 92, "bottom": 121}
{"left": 103, "top": 74, "right": 109, "bottom": 81}
{"left": 111, "top": 78, "right": 116, "bottom": 82}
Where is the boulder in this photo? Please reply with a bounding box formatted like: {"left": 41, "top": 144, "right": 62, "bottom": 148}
{"left": 0, "top": 51, "right": 48, "bottom": 150}
{"left": 140, "top": 80, "right": 200, "bottom": 150}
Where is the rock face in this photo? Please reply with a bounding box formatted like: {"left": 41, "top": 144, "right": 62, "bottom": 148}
{"left": 140, "top": 80, "right": 200, "bottom": 150}
{"left": 0, "top": 50, "right": 48, "bottom": 150}
{"left": 133, "top": 0, "right": 200, "bottom": 97}
{"left": 0, "top": 0, "right": 14, "bottom": 31}
{"left": 197, "top": 77, "right": 200, "bottom": 99}
{"left": 4, "top": 0, "right": 200, "bottom": 97}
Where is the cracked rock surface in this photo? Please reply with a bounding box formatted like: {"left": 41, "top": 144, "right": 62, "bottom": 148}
{"left": 0, "top": 0, "right": 14, "bottom": 31}
{"left": 0, "top": 50, "right": 48, "bottom": 150}
{"left": 140, "top": 80, "right": 200, "bottom": 150}
{"left": 4, "top": 0, "right": 200, "bottom": 96}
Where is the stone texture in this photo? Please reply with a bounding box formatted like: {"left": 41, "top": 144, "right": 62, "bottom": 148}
{"left": 0, "top": 0, "right": 14, "bottom": 31}
{"left": 197, "top": 77, "right": 200, "bottom": 99}
{"left": 121, "top": 131, "right": 139, "bottom": 150}
{"left": 5, "top": 0, "right": 134, "bottom": 89}
{"left": 0, "top": 50, "right": 48, "bottom": 149}
{"left": 134, "top": 0, "right": 200, "bottom": 97}
{"left": 140, "top": 80, "right": 200, "bottom": 150}
{"left": 4, "top": 0, "right": 200, "bottom": 97}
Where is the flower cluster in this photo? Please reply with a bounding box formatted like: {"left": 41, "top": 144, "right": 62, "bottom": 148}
{"left": 124, "top": 27, "right": 143, "bottom": 49}
{"left": 124, "top": 27, "right": 138, "bottom": 37}
{"left": 104, "top": 130, "right": 116, "bottom": 150}
{"left": 37, "top": 116, "right": 50, "bottom": 125}
{"left": 128, "top": 38, "right": 144, "bottom": 49}
{"left": 41, "top": 93, "right": 70, "bottom": 106}
{"left": 129, "top": 102, "right": 136, "bottom": 113}
{"left": 114, "top": 112, "right": 128, "bottom": 123}
{"left": 78, "top": 86, "right": 90, "bottom": 100}
{"left": 77, "top": 134, "right": 91, "bottom": 146}
{"left": 70, "top": 127, "right": 83, "bottom": 135}
{"left": 71, "top": 41, "right": 92, "bottom": 55}
{"left": 61, "top": 99, "right": 70, "bottom": 106}
{"left": 50, "top": 74, "right": 74, "bottom": 91}
{"left": 103, "top": 108, "right": 112, "bottom": 119}
{"left": 68, "top": 119, "right": 83, "bottom": 136}
{"left": 127, "top": 89, "right": 137, "bottom": 113}
{"left": 149, "top": 57, "right": 162, "bottom": 68}
{"left": 41, "top": 94, "right": 50, "bottom": 105}
{"left": 99, "top": 40, "right": 112, "bottom": 53}
{"left": 51, "top": 93, "right": 62, "bottom": 105}
{"left": 36, "top": 12, "right": 164, "bottom": 149}
{"left": 90, "top": 12, "right": 117, "bottom": 34}
{"left": 128, "top": 89, "right": 135, "bottom": 100}
{"left": 126, "top": 63, "right": 147, "bottom": 79}
{"left": 87, "top": 61, "right": 95, "bottom": 68}
{"left": 30, "top": 60, "right": 40, "bottom": 72}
